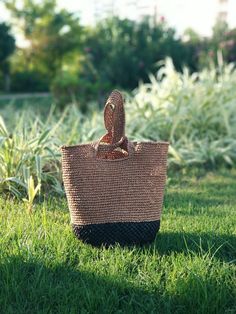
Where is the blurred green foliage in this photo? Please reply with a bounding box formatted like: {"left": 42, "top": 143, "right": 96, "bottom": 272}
{"left": 1, "top": 0, "right": 236, "bottom": 107}
{"left": 82, "top": 17, "right": 186, "bottom": 90}
{"left": 51, "top": 71, "right": 80, "bottom": 108}
{"left": 11, "top": 71, "right": 49, "bottom": 92}
{"left": 0, "top": 59, "right": 235, "bottom": 199}
{"left": 0, "top": 22, "right": 15, "bottom": 92}
{"left": 4, "top": 0, "right": 82, "bottom": 94}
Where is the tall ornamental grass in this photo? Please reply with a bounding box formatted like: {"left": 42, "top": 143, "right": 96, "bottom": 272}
{"left": 0, "top": 105, "right": 103, "bottom": 199}
{"left": 126, "top": 58, "right": 236, "bottom": 168}
{"left": 0, "top": 59, "right": 236, "bottom": 200}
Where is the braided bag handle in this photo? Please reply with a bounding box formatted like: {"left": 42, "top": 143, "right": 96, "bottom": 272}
{"left": 104, "top": 90, "right": 125, "bottom": 144}
{"left": 95, "top": 90, "right": 131, "bottom": 158}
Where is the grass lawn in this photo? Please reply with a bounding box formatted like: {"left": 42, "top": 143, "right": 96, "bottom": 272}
{"left": 0, "top": 171, "right": 235, "bottom": 314}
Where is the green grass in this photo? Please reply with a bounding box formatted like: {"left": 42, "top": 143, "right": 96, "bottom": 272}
{"left": 0, "top": 171, "right": 236, "bottom": 314}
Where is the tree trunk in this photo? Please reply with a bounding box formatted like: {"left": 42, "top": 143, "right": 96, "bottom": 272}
{"left": 4, "top": 73, "right": 11, "bottom": 92}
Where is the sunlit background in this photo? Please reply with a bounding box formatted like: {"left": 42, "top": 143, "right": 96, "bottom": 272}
{"left": 0, "top": 0, "right": 235, "bottom": 175}
{"left": 1, "top": 0, "right": 236, "bottom": 45}
{"left": 0, "top": 0, "right": 236, "bottom": 95}
{"left": 1, "top": 0, "right": 236, "bottom": 32}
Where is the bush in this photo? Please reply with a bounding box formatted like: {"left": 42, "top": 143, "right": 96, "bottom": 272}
{"left": 50, "top": 70, "right": 107, "bottom": 111}
{"left": 220, "top": 29, "right": 236, "bottom": 63}
{"left": 51, "top": 71, "right": 80, "bottom": 108}
{"left": 126, "top": 58, "right": 236, "bottom": 169}
{"left": 0, "top": 59, "right": 235, "bottom": 200}
{"left": 81, "top": 17, "right": 187, "bottom": 95}
{"left": 11, "top": 71, "right": 50, "bottom": 92}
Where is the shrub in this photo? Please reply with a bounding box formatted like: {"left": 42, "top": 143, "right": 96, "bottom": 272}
{"left": 11, "top": 71, "right": 50, "bottom": 92}
{"left": 0, "top": 59, "right": 235, "bottom": 200}
{"left": 81, "top": 17, "right": 187, "bottom": 95}
{"left": 51, "top": 71, "right": 80, "bottom": 108}
{"left": 126, "top": 58, "right": 236, "bottom": 169}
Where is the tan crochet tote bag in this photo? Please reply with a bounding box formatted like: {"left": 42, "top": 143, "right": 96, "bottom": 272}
{"left": 61, "top": 90, "right": 169, "bottom": 246}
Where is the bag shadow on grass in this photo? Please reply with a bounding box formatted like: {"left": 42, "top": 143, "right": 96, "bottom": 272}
{"left": 0, "top": 254, "right": 234, "bottom": 314}
{"left": 0, "top": 255, "right": 172, "bottom": 314}
{"left": 148, "top": 230, "right": 236, "bottom": 263}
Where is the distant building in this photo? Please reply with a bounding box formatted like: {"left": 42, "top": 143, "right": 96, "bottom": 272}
{"left": 216, "top": 0, "right": 236, "bottom": 27}
{"left": 217, "top": 0, "right": 229, "bottom": 22}
{"left": 217, "top": 0, "right": 236, "bottom": 30}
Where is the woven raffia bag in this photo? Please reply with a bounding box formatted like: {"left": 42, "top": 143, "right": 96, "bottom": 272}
{"left": 61, "top": 90, "right": 169, "bottom": 246}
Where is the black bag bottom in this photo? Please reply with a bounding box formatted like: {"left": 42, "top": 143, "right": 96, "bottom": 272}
{"left": 72, "top": 220, "right": 160, "bottom": 246}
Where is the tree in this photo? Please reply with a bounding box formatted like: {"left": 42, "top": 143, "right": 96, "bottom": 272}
{"left": 183, "top": 28, "right": 201, "bottom": 44}
{"left": 0, "top": 22, "right": 15, "bottom": 91}
{"left": 182, "top": 28, "right": 208, "bottom": 71}
{"left": 4, "top": 0, "right": 83, "bottom": 83}
{"left": 212, "top": 19, "right": 229, "bottom": 44}
{"left": 81, "top": 17, "right": 187, "bottom": 95}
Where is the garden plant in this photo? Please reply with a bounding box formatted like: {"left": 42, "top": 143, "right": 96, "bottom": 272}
{"left": 0, "top": 59, "right": 235, "bottom": 313}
